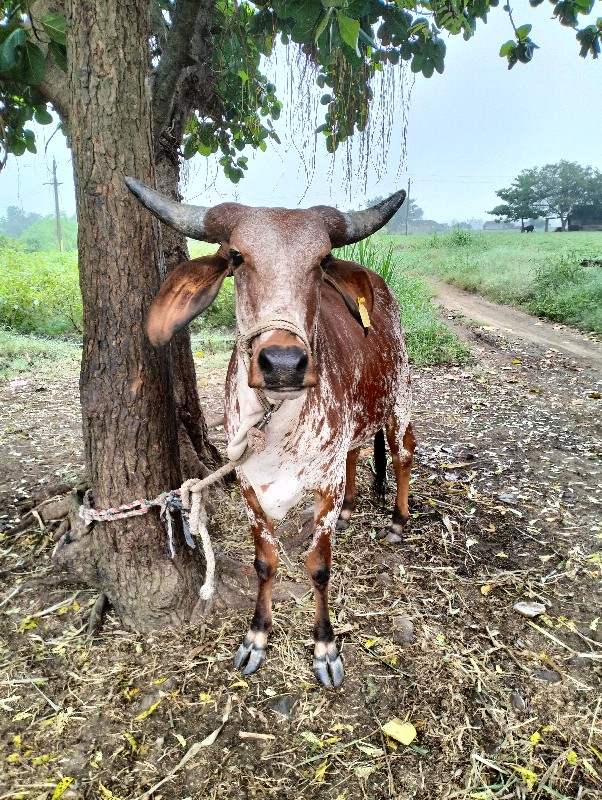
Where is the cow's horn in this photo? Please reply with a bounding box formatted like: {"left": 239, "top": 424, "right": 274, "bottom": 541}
{"left": 324, "top": 190, "right": 407, "bottom": 247}
{"left": 124, "top": 177, "right": 215, "bottom": 241}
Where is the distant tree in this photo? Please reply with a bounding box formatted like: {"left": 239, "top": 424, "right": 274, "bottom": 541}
{"left": 491, "top": 161, "right": 602, "bottom": 231}
{"left": 0, "top": 205, "right": 42, "bottom": 237}
{"left": 20, "top": 214, "right": 78, "bottom": 251}
{"left": 489, "top": 171, "right": 542, "bottom": 231}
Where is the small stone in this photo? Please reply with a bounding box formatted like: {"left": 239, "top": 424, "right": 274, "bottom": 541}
{"left": 384, "top": 531, "right": 402, "bottom": 544}
{"left": 510, "top": 687, "right": 529, "bottom": 710}
{"left": 568, "top": 655, "right": 593, "bottom": 670}
{"left": 532, "top": 668, "right": 561, "bottom": 683}
{"left": 267, "top": 694, "right": 298, "bottom": 719}
{"left": 392, "top": 616, "right": 414, "bottom": 645}
{"left": 499, "top": 492, "right": 518, "bottom": 505}
{"left": 513, "top": 601, "right": 547, "bottom": 618}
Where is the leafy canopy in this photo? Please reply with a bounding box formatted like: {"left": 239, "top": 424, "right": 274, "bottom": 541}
{"left": 1, "top": 0, "right": 600, "bottom": 175}
{"left": 489, "top": 160, "right": 602, "bottom": 224}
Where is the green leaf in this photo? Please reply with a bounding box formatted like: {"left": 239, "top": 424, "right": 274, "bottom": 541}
{"left": 34, "top": 108, "right": 53, "bottom": 125}
{"left": 41, "top": 13, "right": 67, "bottom": 47}
{"left": 23, "top": 42, "right": 46, "bottom": 84}
{"left": 499, "top": 40, "right": 516, "bottom": 56}
{"left": 0, "top": 28, "right": 27, "bottom": 74}
{"left": 515, "top": 24, "right": 532, "bottom": 41}
{"left": 48, "top": 41, "right": 67, "bottom": 72}
{"left": 337, "top": 12, "right": 361, "bottom": 55}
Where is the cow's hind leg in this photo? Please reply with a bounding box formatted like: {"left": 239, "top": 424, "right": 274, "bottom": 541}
{"left": 307, "top": 488, "right": 344, "bottom": 689}
{"left": 234, "top": 478, "right": 278, "bottom": 675}
{"left": 336, "top": 447, "right": 360, "bottom": 531}
{"left": 384, "top": 419, "right": 415, "bottom": 536}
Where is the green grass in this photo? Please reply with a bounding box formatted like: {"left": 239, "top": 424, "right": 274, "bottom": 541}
{"left": 0, "top": 248, "right": 82, "bottom": 335}
{"left": 0, "top": 237, "right": 468, "bottom": 369}
{"left": 0, "top": 329, "right": 81, "bottom": 380}
{"left": 336, "top": 239, "right": 469, "bottom": 365}
{"left": 384, "top": 230, "right": 602, "bottom": 334}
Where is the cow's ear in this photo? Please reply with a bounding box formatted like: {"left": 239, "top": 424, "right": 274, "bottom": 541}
{"left": 324, "top": 258, "right": 375, "bottom": 328}
{"left": 147, "top": 254, "right": 230, "bottom": 346}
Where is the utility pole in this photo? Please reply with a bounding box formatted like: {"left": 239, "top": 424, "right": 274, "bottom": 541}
{"left": 405, "top": 177, "right": 411, "bottom": 236}
{"left": 45, "top": 158, "right": 63, "bottom": 251}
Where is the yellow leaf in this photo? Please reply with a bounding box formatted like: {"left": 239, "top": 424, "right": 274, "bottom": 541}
{"left": 510, "top": 765, "right": 538, "bottom": 789}
{"left": 199, "top": 692, "right": 212, "bottom": 703}
{"left": 495, "top": 552, "right": 507, "bottom": 558}
{"left": 229, "top": 680, "right": 248, "bottom": 689}
{"left": 314, "top": 758, "right": 329, "bottom": 782}
{"left": 19, "top": 617, "right": 38, "bottom": 632}
{"left": 331, "top": 723, "right": 354, "bottom": 733}
{"left": 529, "top": 731, "right": 541, "bottom": 745}
{"left": 134, "top": 698, "right": 162, "bottom": 721}
{"left": 32, "top": 753, "right": 56, "bottom": 765}
{"left": 195, "top": 351, "right": 204, "bottom": 358}
{"left": 480, "top": 584, "right": 494, "bottom": 596}
{"left": 381, "top": 719, "right": 417, "bottom": 746}
{"left": 58, "top": 605, "right": 69, "bottom": 615}
{"left": 512, "top": 359, "right": 522, "bottom": 364}
{"left": 6, "top": 753, "right": 21, "bottom": 764}
{"left": 581, "top": 758, "right": 600, "bottom": 780}
{"left": 51, "top": 777, "right": 74, "bottom": 800}
{"left": 73, "top": 601, "right": 81, "bottom": 612}
{"left": 566, "top": 749, "right": 579, "bottom": 766}
{"left": 589, "top": 745, "right": 602, "bottom": 762}
{"left": 173, "top": 733, "right": 187, "bottom": 747}
{"left": 122, "top": 732, "right": 137, "bottom": 752}
{"left": 364, "top": 638, "right": 379, "bottom": 649}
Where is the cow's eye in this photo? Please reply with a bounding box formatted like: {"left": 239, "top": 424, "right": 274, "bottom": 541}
{"left": 230, "top": 250, "right": 244, "bottom": 268}
{"left": 320, "top": 254, "right": 332, "bottom": 270}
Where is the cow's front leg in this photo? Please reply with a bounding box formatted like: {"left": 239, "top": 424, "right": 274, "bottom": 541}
{"left": 234, "top": 478, "right": 278, "bottom": 676}
{"left": 307, "top": 488, "right": 344, "bottom": 689}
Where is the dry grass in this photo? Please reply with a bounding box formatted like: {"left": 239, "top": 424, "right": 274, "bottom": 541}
{"left": 1, "top": 321, "right": 601, "bottom": 800}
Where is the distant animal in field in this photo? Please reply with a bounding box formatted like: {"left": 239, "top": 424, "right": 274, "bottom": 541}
{"left": 568, "top": 224, "right": 582, "bottom": 232}
{"left": 125, "top": 177, "right": 414, "bottom": 689}
{"left": 523, "top": 225, "right": 534, "bottom": 233}
{"left": 555, "top": 227, "right": 563, "bottom": 232}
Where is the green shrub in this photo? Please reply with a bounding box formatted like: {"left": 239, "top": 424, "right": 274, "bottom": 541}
{"left": 0, "top": 249, "right": 82, "bottom": 335}
{"left": 526, "top": 253, "right": 602, "bottom": 333}
{"left": 20, "top": 216, "right": 78, "bottom": 252}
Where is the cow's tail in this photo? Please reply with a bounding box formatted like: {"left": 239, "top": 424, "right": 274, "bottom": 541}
{"left": 373, "top": 428, "right": 387, "bottom": 503}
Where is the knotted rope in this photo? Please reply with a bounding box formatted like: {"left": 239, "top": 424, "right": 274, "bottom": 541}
{"left": 79, "top": 454, "right": 249, "bottom": 601}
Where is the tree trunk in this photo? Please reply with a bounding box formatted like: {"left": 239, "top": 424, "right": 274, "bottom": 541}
{"left": 53, "top": 0, "right": 206, "bottom": 630}
{"left": 154, "top": 150, "right": 221, "bottom": 480}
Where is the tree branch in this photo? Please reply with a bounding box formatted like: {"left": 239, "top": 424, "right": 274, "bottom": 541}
{"left": 28, "top": 0, "right": 70, "bottom": 123}
{"left": 152, "top": 0, "right": 217, "bottom": 147}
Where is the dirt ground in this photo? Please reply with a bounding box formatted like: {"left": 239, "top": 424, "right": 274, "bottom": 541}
{"left": 1, "top": 288, "right": 601, "bottom": 800}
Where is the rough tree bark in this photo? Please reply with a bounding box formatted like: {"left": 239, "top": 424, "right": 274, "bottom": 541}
{"left": 52, "top": 0, "right": 207, "bottom": 630}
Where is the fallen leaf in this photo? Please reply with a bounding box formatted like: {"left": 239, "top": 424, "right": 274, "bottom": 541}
{"left": 381, "top": 719, "right": 417, "bottom": 746}
{"left": 51, "top": 777, "right": 74, "bottom": 800}
{"left": 314, "top": 758, "right": 329, "bottom": 782}
{"left": 134, "top": 698, "right": 162, "bottom": 721}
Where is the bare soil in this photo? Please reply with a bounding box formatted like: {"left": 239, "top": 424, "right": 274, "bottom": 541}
{"left": 1, "top": 294, "right": 601, "bottom": 800}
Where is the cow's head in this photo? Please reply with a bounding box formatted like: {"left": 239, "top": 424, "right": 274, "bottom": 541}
{"left": 125, "top": 178, "right": 405, "bottom": 397}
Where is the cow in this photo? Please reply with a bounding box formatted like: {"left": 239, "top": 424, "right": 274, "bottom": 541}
{"left": 125, "top": 178, "right": 415, "bottom": 689}
{"left": 523, "top": 224, "right": 534, "bottom": 233}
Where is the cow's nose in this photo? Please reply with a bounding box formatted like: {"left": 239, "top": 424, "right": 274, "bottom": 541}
{"left": 258, "top": 345, "right": 308, "bottom": 387}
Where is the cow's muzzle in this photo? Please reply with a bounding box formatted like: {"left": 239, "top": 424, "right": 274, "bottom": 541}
{"left": 240, "top": 320, "right": 317, "bottom": 393}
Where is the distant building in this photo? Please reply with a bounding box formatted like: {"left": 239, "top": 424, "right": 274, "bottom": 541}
{"left": 482, "top": 220, "right": 519, "bottom": 231}
{"left": 567, "top": 205, "right": 602, "bottom": 232}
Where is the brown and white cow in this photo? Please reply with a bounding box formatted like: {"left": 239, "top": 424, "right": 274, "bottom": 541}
{"left": 125, "top": 178, "right": 415, "bottom": 688}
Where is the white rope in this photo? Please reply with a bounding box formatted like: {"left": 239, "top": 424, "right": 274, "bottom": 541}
{"left": 180, "top": 478, "right": 215, "bottom": 600}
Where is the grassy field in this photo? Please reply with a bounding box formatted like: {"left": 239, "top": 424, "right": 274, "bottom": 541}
{"left": 385, "top": 229, "right": 602, "bottom": 334}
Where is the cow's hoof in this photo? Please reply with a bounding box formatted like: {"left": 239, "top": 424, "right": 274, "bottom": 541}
{"left": 376, "top": 523, "right": 405, "bottom": 543}
{"left": 313, "top": 642, "right": 344, "bottom": 689}
{"left": 336, "top": 517, "right": 350, "bottom": 531}
{"left": 234, "top": 632, "right": 267, "bottom": 675}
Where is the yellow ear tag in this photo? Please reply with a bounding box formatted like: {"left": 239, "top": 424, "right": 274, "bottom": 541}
{"left": 357, "top": 297, "right": 371, "bottom": 329}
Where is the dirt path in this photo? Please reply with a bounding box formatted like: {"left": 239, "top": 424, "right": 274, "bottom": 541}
{"left": 430, "top": 279, "right": 602, "bottom": 368}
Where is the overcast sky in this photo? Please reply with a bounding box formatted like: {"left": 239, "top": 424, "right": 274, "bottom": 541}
{"left": 1, "top": 6, "right": 600, "bottom": 224}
